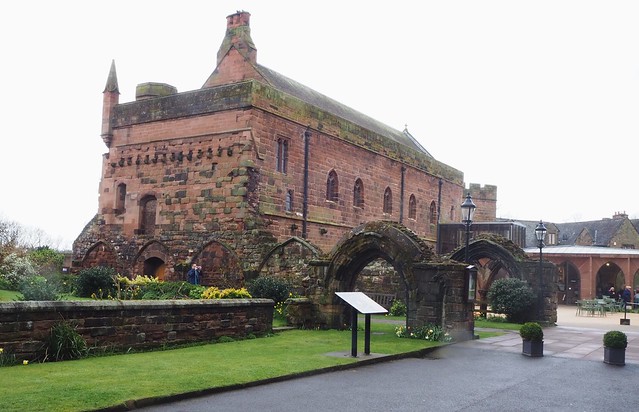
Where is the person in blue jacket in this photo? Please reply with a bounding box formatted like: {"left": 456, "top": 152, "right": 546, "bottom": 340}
{"left": 187, "top": 263, "right": 200, "bottom": 285}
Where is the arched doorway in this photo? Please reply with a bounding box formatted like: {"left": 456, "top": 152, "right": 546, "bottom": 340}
{"left": 450, "top": 237, "right": 525, "bottom": 307}
{"left": 596, "top": 262, "right": 624, "bottom": 298}
{"left": 558, "top": 261, "right": 581, "bottom": 305}
{"left": 323, "top": 221, "right": 433, "bottom": 329}
{"left": 134, "top": 241, "right": 170, "bottom": 280}
{"left": 257, "top": 237, "right": 321, "bottom": 295}
{"left": 144, "top": 257, "right": 166, "bottom": 279}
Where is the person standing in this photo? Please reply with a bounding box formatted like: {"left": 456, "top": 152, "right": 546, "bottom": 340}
{"left": 621, "top": 285, "right": 632, "bottom": 307}
{"left": 187, "top": 263, "right": 200, "bottom": 285}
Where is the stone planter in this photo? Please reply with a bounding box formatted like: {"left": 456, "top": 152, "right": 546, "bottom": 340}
{"left": 522, "top": 340, "right": 544, "bottom": 357}
{"left": 603, "top": 347, "right": 625, "bottom": 366}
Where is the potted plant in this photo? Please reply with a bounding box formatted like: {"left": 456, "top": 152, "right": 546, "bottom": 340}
{"left": 519, "top": 322, "right": 543, "bottom": 357}
{"left": 603, "top": 330, "right": 627, "bottom": 365}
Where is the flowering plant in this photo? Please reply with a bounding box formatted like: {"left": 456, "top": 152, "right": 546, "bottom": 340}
{"left": 395, "top": 324, "right": 452, "bottom": 342}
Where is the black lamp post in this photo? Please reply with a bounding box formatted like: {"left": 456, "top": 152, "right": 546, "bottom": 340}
{"left": 461, "top": 193, "right": 476, "bottom": 263}
{"left": 535, "top": 220, "right": 547, "bottom": 321}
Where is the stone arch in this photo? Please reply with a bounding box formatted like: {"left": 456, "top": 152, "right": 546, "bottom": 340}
{"left": 557, "top": 260, "right": 581, "bottom": 304}
{"left": 257, "top": 237, "right": 322, "bottom": 295}
{"left": 82, "top": 241, "right": 118, "bottom": 270}
{"left": 451, "top": 235, "right": 558, "bottom": 323}
{"left": 451, "top": 238, "right": 524, "bottom": 280}
{"left": 596, "top": 261, "right": 625, "bottom": 298}
{"left": 133, "top": 240, "right": 170, "bottom": 279}
{"left": 138, "top": 192, "right": 158, "bottom": 236}
{"left": 450, "top": 237, "right": 525, "bottom": 302}
{"left": 193, "top": 239, "right": 243, "bottom": 288}
{"left": 321, "top": 221, "right": 442, "bottom": 329}
{"left": 327, "top": 222, "right": 432, "bottom": 292}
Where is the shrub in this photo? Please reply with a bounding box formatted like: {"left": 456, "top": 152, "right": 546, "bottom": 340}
{"left": 27, "top": 247, "right": 64, "bottom": 276}
{"left": 201, "top": 287, "right": 252, "bottom": 299}
{"left": 519, "top": 322, "right": 543, "bottom": 342}
{"left": 603, "top": 330, "right": 627, "bottom": 349}
{"left": 0, "top": 253, "right": 37, "bottom": 290}
{"left": 42, "top": 322, "right": 88, "bottom": 362}
{"left": 487, "top": 278, "right": 536, "bottom": 323}
{"left": 116, "top": 275, "right": 162, "bottom": 300}
{"left": 389, "top": 299, "right": 407, "bottom": 316}
{"left": 75, "top": 266, "right": 117, "bottom": 298}
{"left": 138, "top": 281, "right": 196, "bottom": 300}
{"left": 219, "top": 287, "right": 251, "bottom": 299}
{"left": 58, "top": 273, "right": 77, "bottom": 294}
{"left": 19, "top": 276, "right": 59, "bottom": 301}
{"left": 217, "top": 336, "right": 235, "bottom": 343}
{"left": 247, "top": 276, "right": 291, "bottom": 304}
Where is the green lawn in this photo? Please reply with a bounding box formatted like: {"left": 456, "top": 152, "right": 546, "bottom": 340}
{"left": 474, "top": 318, "right": 521, "bottom": 331}
{"left": 0, "top": 321, "right": 442, "bottom": 412}
{"left": 0, "top": 289, "right": 21, "bottom": 301}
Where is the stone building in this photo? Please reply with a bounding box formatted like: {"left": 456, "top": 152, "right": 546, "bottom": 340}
{"left": 523, "top": 212, "right": 639, "bottom": 303}
{"left": 72, "top": 11, "right": 495, "bottom": 289}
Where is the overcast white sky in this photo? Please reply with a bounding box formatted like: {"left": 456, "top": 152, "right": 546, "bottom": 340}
{"left": 2, "top": 1, "right": 638, "bottom": 250}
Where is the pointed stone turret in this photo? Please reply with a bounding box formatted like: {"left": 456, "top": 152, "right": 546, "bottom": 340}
{"left": 101, "top": 60, "right": 120, "bottom": 147}
{"left": 203, "top": 11, "right": 262, "bottom": 88}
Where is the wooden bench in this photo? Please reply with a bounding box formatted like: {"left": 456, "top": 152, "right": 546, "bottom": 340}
{"left": 365, "top": 293, "right": 396, "bottom": 309}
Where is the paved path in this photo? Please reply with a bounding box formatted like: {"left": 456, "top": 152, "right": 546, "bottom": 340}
{"left": 130, "top": 305, "right": 639, "bottom": 411}
{"left": 469, "top": 305, "right": 639, "bottom": 364}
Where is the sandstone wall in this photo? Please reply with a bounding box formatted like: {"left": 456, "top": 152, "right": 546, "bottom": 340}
{"left": 0, "top": 299, "right": 273, "bottom": 361}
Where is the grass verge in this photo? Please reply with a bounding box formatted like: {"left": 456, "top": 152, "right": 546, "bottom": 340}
{"left": 474, "top": 318, "right": 521, "bottom": 331}
{"left": 0, "top": 289, "right": 21, "bottom": 301}
{"left": 0, "top": 321, "right": 442, "bottom": 412}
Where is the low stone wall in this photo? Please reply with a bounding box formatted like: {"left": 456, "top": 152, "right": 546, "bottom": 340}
{"left": 0, "top": 299, "right": 273, "bottom": 361}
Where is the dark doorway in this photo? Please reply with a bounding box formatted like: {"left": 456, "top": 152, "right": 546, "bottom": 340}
{"left": 144, "top": 257, "right": 166, "bottom": 279}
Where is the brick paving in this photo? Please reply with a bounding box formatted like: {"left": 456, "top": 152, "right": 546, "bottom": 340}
{"left": 467, "top": 304, "right": 639, "bottom": 364}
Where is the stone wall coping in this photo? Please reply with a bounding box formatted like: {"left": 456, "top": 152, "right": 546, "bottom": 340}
{"left": 0, "top": 299, "right": 274, "bottom": 313}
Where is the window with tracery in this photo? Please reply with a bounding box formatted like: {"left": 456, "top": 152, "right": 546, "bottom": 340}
{"left": 326, "top": 170, "right": 339, "bottom": 202}
{"left": 353, "top": 178, "right": 364, "bottom": 208}
{"left": 408, "top": 194, "right": 417, "bottom": 219}
{"left": 285, "top": 190, "right": 293, "bottom": 212}
{"left": 115, "top": 183, "right": 126, "bottom": 214}
{"left": 429, "top": 201, "right": 437, "bottom": 225}
{"left": 276, "top": 138, "right": 289, "bottom": 173}
{"left": 383, "top": 187, "right": 392, "bottom": 214}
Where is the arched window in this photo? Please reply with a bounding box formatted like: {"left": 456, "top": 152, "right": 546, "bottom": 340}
{"left": 115, "top": 183, "right": 126, "bottom": 214}
{"left": 139, "top": 195, "right": 157, "bottom": 235}
{"left": 326, "top": 170, "right": 339, "bottom": 202}
{"left": 285, "top": 190, "right": 293, "bottom": 212}
{"left": 450, "top": 205, "right": 455, "bottom": 221}
{"left": 353, "top": 178, "right": 364, "bottom": 208}
{"left": 408, "top": 194, "right": 417, "bottom": 219}
{"left": 275, "top": 138, "right": 289, "bottom": 173}
{"left": 383, "top": 187, "right": 392, "bottom": 214}
{"left": 429, "top": 201, "right": 437, "bottom": 225}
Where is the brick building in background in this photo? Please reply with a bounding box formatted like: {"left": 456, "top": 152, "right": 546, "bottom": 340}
{"left": 72, "top": 11, "right": 496, "bottom": 287}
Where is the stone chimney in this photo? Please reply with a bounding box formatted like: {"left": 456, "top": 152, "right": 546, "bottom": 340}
{"left": 612, "top": 211, "right": 628, "bottom": 220}
{"left": 217, "top": 11, "right": 256, "bottom": 66}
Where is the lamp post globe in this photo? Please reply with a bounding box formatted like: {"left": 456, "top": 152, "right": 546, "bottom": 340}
{"left": 535, "top": 220, "right": 547, "bottom": 321}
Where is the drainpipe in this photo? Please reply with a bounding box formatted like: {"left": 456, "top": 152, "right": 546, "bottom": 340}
{"left": 302, "top": 127, "right": 311, "bottom": 239}
{"left": 436, "top": 178, "right": 443, "bottom": 254}
{"left": 400, "top": 166, "right": 406, "bottom": 223}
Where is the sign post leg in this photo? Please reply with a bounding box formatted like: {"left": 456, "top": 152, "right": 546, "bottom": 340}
{"left": 351, "top": 309, "right": 358, "bottom": 357}
{"left": 364, "top": 314, "right": 371, "bottom": 355}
